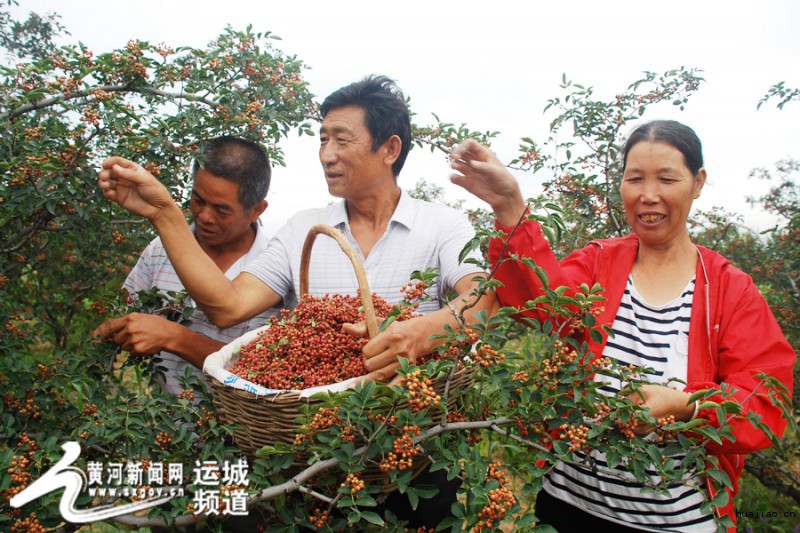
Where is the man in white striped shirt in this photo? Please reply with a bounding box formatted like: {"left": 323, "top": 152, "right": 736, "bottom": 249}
{"left": 99, "top": 75, "right": 493, "bottom": 528}
{"left": 94, "top": 136, "right": 277, "bottom": 397}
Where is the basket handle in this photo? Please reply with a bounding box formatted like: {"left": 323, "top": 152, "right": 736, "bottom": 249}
{"left": 299, "top": 224, "right": 379, "bottom": 339}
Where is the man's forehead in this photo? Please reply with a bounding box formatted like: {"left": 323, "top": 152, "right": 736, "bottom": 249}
{"left": 320, "top": 105, "right": 367, "bottom": 133}
{"left": 192, "top": 168, "right": 242, "bottom": 205}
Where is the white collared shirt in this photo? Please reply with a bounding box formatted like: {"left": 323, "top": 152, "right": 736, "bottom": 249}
{"left": 244, "top": 190, "right": 484, "bottom": 314}
{"left": 124, "top": 224, "right": 277, "bottom": 396}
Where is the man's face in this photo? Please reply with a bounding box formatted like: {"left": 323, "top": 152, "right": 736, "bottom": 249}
{"left": 189, "top": 168, "right": 261, "bottom": 249}
{"left": 319, "top": 105, "right": 392, "bottom": 199}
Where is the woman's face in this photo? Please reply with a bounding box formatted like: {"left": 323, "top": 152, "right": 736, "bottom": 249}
{"left": 620, "top": 141, "right": 706, "bottom": 249}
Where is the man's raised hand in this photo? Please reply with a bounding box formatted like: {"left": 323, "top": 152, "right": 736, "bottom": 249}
{"left": 98, "top": 157, "right": 176, "bottom": 221}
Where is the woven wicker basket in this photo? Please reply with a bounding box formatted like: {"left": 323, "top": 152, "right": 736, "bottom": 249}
{"left": 207, "top": 224, "right": 474, "bottom": 486}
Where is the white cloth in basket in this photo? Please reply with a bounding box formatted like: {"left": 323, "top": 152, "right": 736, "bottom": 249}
{"left": 203, "top": 325, "right": 360, "bottom": 398}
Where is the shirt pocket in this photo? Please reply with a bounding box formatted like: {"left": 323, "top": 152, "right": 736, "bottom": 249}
{"left": 672, "top": 330, "right": 690, "bottom": 358}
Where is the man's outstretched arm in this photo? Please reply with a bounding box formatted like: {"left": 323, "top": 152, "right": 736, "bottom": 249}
{"left": 98, "top": 157, "right": 281, "bottom": 326}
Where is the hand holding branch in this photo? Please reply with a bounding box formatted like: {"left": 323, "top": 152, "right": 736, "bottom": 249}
{"left": 98, "top": 157, "right": 177, "bottom": 222}
{"left": 450, "top": 139, "right": 527, "bottom": 226}
{"left": 627, "top": 384, "right": 696, "bottom": 436}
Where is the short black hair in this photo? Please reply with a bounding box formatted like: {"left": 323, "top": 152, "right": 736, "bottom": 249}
{"left": 192, "top": 136, "right": 270, "bottom": 208}
{"left": 622, "top": 120, "right": 704, "bottom": 176}
{"left": 320, "top": 75, "right": 412, "bottom": 177}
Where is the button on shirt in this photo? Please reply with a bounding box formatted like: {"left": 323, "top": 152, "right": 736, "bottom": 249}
{"left": 243, "top": 191, "right": 484, "bottom": 314}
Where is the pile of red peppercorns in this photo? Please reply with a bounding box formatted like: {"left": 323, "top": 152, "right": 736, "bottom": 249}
{"left": 230, "top": 292, "right": 399, "bottom": 390}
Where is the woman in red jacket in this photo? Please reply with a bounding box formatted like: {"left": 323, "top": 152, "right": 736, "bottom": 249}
{"left": 451, "top": 120, "right": 795, "bottom": 531}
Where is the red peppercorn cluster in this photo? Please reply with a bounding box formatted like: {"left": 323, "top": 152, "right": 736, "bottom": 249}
{"left": 196, "top": 407, "right": 216, "bottom": 429}
{"left": 369, "top": 412, "right": 397, "bottom": 426}
{"left": 341, "top": 472, "right": 365, "bottom": 494}
{"left": 400, "top": 280, "right": 429, "bottom": 310}
{"left": 591, "top": 356, "right": 613, "bottom": 370}
{"left": 472, "top": 344, "right": 505, "bottom": 367}
{"left": 11, "top": 513, "right": 46, "bottom": 533}
{"left": 3, "top": 433, "right": 38, "bottom": 502}
{"left": 294, "top": 406, "right": 340, "bottom": 446}
{"left": 401, "top": 369, "right": 441, "bottom": 412}
{"left": 339, "top": 424, "right": 356, "bottom": 443}
{"left": 447, "top": 412, "right": 466, "bottom": 423}
{"left": 484, "top": 462, "right": 508, "bottom": 485}
{"left": 558, "top": 423, "right": 590, "bottom": 452}
{"left": 6, "top": 454, "right": 31, "bottom": 498}
{"left": 592, "top": 401, "right": 612, "bottom": 419}
{"left": 656, "top": 414, "right": 678, "bottom": 443}
{"left": 309, "top": 508, "right": 330, "bottom": 529}
{"left": 156, "top": 431, "right": 173, "bottom": 449}
{"left": 515, "top": 416, "right": 530, "bottom": 438}
{"left": 3, "top": 390, "right": 40, "bottom": 419}
{"left": 473, "top": 486, "right": 516, "bottom": 531}
{"left": 36, "top": 361, "right": 63, "bottom": 380}
{"left": 379, "top": 425, "right": 421, "bottom": 473}
{"left": 657, "top": 414, "right": 677, "bottom": 426}
{"left": 231, "top": 292, "right": 399, "bottom": 390}
{"left": 177, "top": 389, "right": 195, "bottom": 402}
{"left": 537, "top": 340, "right": 579, "bottom": 385}
{"left": 616, "top": 402, "right": 681, "bottom": 441}
{"left": 618, "top": 418, "right": 639, "bottom": 439}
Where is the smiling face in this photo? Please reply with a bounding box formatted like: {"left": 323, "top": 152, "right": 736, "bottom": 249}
{"left": 190, "top": 168, "right": 265, "bottom": 250}
{"left": 318, "top": 105, "right": 398, "bottom": 200}
{"left": 620, "top": 141, "right": 706, "bottom": 249}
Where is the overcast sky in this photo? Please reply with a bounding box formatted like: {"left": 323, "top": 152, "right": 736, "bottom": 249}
{"left": 14, "top": 0, "right": 800, "bottom": 236}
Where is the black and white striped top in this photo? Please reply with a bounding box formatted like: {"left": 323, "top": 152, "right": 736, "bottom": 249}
{"left": 544, "top": 275, "right": 717, "bottom": 531}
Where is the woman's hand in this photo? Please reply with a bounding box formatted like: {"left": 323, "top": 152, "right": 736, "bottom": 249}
{"left": 450, "top": 139, "right": 527, "bottom": 226}
{"left": 627, "top": 384, "right": 696, "bottom": 436}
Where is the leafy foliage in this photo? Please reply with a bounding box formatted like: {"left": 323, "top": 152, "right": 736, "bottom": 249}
{"left": 0, "top": 4, "right": 797, "bottom": 530}
{"left": 0, "top": 15, "right": 315, "bottom": 351}
{"left": 758, "top": 81, "right": 800, "bottom": 111}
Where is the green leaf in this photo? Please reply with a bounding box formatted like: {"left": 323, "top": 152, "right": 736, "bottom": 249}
{"left": 330, "top": 448, "right": 352, "bottom": 464}
{"left": 406, "top": 487, "right": 420, "bottom": 510}
{"left": 360, "top": 511, "right": 384, "bottom": 525}
{"left": 606, "top": 448, "right": 621, "bottom": 469}
{"left": 711, "top": 488, "right": 729, "bottom": 507}
{"left": 667, "top": 418, "right": 705, "bottom": 432}
{"left": 720, "top": 400, "right": 742, "bottom": 415}
{"left": 706, "top": 468, "right": 733, "bottom": 490}
{"left": 410, "top": 484, "right": 440, "bottom": 499}
{"left": 693, "top": 426, "right": 724, "bottom": 445}
{"left": 687, "top": 389, "right": 720, "bottom": 403}
{"left": 644, "top": 444, "right": 662, "bottom": 465}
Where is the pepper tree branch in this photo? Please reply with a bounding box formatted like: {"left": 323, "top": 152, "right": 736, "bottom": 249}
{"left": 3, "top": 84, "right": 217, "bottom": 121}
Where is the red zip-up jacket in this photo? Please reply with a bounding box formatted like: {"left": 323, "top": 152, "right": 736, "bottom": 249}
{"left": 489, "top": 219, "right": 795, "bottom": 529}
